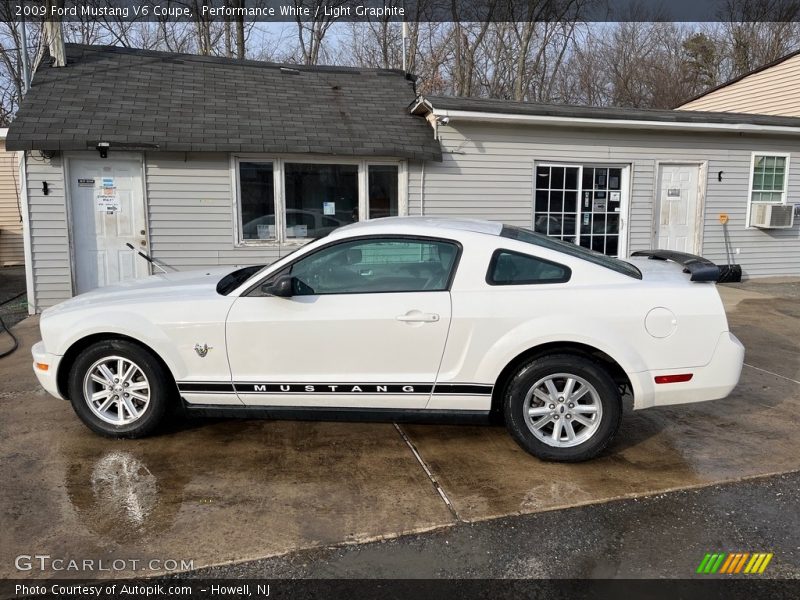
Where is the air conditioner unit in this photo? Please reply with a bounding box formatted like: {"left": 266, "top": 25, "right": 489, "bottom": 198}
{"left": 751, "top": 203, "right": 795, "bottom": 229}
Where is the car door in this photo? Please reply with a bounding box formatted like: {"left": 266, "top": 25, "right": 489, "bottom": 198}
{"left": 225, "top": 236, "right": 460, "bottom": 408}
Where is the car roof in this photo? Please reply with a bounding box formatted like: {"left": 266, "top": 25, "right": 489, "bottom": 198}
{"left": 332, "top": 216, "right": 503, "bottom": 238}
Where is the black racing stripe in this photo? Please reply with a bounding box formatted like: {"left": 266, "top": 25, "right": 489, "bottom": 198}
{"left": 177, "top": 382, "right": 235, "bottom": 393}
{"left": 234, "top": 383, "right": 435, "bottom": 395}
{"left": 432, "top": 384, "right": 494, "bottom": 395}
{"left": 178, "top": 382, "right": 494, "bottom": 396}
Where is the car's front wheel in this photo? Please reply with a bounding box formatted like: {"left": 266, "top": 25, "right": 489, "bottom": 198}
{"left": 67, "top": 339, "right": 173, "bottom": 438}
{"left": 504, "top": 354, "right": 622, "bottom": 462}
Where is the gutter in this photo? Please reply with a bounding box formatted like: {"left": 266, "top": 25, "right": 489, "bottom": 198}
{"left": 410, "top": 99, "right": 800, "bottom": 137}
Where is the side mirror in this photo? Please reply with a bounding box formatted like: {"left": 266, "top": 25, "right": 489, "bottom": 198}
{"left": 262, "top": 274, "right": 294, "bottom": 298}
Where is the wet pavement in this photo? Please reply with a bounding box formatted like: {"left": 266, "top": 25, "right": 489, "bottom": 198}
{"left": 189, "top": 471, "right": 800, "bottom": 578}
{"left": 1, "top": 281, "right": 799, "bottom": 578}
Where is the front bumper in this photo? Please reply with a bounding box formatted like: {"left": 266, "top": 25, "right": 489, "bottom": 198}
{"left": 632, "top": 331, "right": 745, "bottom": 409}
{"left": 31, "top": 341, "right": 65, "bottom": 400}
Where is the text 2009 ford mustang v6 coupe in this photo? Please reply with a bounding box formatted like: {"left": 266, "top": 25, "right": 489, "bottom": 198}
{"left": 31, "top": 217, "right": 744, "bottom": 461}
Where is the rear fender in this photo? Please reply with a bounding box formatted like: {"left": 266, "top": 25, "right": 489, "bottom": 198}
{"left": 474, "top": 316, "right": 647, "bottom": 383}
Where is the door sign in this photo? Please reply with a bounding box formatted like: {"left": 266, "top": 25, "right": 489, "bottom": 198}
{"left": 96, "top": 177, "right": 120, "bottom": 213}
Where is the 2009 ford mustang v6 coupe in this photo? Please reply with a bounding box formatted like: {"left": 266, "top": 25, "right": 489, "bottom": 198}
{"left": 32, "top": 217, "right": 744, "bottom": 461}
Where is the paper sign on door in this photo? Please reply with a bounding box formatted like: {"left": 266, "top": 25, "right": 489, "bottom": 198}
{"left": 96, "top": 177, "right": 120, "bottom": 213}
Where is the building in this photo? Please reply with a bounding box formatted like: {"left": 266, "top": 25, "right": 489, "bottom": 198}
{"left": 6, "top": 44, "right": 439, "bottom": 312}
{"left": 0, "top": 129, "right": 24, "bottom": 266}
{"left": 409, "top": 96, "right": 800, "bottom": 280}
{"left": 8, "top": 45, "right": 800, "bottom": 313}
{"left": 677, "top": 50, "right": 800, "bottom": 117}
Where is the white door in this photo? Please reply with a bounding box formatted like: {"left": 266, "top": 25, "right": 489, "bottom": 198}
{"left": 69, "top": 157, "right": 149, "bottom": 294}
{"left": 656, "top": 164, "right": 701, "bottom": 253}
{"left": 225, "top": 237, "right": 459, "bottom": 409}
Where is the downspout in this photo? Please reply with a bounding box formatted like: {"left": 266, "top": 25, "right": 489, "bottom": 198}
{"left": 419, "top": 161, "right": 425, "bottom": 216}
{"left": 19, "top": 152, "right": 36, "bottom": 314}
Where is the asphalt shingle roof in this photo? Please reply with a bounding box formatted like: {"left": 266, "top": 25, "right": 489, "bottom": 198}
{"left": 7, "top": 44, "right": 441, "bottom": 161}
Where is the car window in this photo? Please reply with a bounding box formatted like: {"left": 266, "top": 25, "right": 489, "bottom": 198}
{"left": 500, "top": 225, "right": 642, "bottom": 279}
{"left": 287, "top": 238, "right": 459, "bottom": 295}
{"left": 488, "top": 250, "right": 570, "bottom": 285}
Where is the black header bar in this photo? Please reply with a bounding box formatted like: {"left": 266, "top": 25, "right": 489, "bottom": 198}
{"left": 4, "top": 0, "right": 800, "bottom": 23}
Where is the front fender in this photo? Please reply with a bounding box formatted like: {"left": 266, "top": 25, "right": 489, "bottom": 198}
{"left": 43, "top": 310, "right": 189, "bottom": 381}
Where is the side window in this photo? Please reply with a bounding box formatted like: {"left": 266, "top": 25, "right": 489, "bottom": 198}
{"left": 487, "top": 249, "right": 570, "bottom": 285}
{"left": 288, "top": 238, "right": 459, "bottom": 295}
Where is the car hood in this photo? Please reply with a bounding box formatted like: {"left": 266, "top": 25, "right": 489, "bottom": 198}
{"left": 43, "top": 267, "right": 238, "bottom": 316}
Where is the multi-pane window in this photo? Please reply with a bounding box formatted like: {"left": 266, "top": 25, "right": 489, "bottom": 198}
{"left": 581, "top": 167, "right": 622, "bottom": 256}
{"left": 750, "top": 154, "right": 788, "bottom": 204}
{"left": 534, "top": 164, "right": 624, "bottom": 257}
{"left": 237, "top": 159, "right": 403, "bottom": 243}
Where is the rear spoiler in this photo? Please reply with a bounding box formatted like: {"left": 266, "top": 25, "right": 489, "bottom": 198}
{"left": 631, "top": 250, "right": 720, "bottom": 282}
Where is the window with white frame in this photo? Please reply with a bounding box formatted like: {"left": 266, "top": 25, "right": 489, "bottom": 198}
{"left": 750, "top": 153, "right": 789, "bottom": 205}
{"left": 236, "top": 158, "right": 403, "bottom": 243}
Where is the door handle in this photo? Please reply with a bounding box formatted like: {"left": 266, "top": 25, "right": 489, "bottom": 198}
{"left": 396, "top": 311, "right": 440, "bottom": 323}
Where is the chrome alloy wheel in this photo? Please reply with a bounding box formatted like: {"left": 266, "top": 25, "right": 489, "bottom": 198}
{"left": 523, "top": 373, "right": 603, "bottom": 448}
{"left": 82, "top": 356, "right": 151, "bottom": 425}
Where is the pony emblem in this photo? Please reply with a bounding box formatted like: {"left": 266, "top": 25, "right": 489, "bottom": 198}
{"left": 194, "top": 343, "right": 212, "bottom": 358}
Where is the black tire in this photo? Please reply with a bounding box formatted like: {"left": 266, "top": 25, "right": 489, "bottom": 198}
{"left": 503, "top": 353, "right": 622, "bottom": 462}
{"left": 67, "top": 339, "right": 175, "bottom": 438}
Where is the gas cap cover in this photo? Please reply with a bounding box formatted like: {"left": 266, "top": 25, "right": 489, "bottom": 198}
{"left": 645, "top": 307, "right": 677, "bottom": 338}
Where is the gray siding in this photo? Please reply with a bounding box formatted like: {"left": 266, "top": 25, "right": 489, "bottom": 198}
{"left": 145, "top": 152, "right": 294, "bottom": 270}
{"left": 25, "top": 153, "right": 71, "bottom": 310}
{"left": 22, "top": 127, "right": 800, "bottom": 312}
{"left": 409, "top": 122, "right": 800, "bottom": 278}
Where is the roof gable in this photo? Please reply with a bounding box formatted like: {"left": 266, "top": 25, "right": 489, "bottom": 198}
{"left": 677, "top": 51, "right": 800, "bottom": 117}
{"left": 7, "top": 44, "right": 441, "bottom": 161}
{"left": 677, "top": 49, "right": 800, "bottom": 111}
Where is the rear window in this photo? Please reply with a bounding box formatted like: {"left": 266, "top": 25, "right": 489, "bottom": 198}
{"left": 500, "top": 225, "right": 642, "bottom": 279}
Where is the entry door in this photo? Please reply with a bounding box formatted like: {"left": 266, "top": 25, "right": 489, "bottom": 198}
{"left": 225, "top": 237, "right": 459, "bottom": 409}
{"left": 656, "top": 164, "right": 701, "bottom": 253}
{"left": 69, "top": 157, "right": 148, "bottom": 294}
{"left": 533, "top": 164, "right": 628, "bottom": 257}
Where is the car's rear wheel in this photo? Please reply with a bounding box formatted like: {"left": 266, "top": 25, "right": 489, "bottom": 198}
{"left": 504, "top": 354, "right": 622, "bottom": 462}
{"left": 67, "top": 340, "right": 173, "bottom": 438}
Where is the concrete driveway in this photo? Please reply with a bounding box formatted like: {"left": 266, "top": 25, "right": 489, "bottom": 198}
{"left": 1, "top": 281, "right": 799, "bottom": 578}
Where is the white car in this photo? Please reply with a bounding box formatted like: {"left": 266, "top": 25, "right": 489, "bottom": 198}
{"left": 32, "top": 217, "right": 744, "bottom": 461}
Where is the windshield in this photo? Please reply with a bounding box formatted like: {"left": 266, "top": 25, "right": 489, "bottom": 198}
{"left": 500, "top": 225, "right": 642, "bottom": 280}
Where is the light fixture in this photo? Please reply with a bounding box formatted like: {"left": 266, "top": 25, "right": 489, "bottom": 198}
{"left": 96, "top": 142, "right": 110, "bottom": 158}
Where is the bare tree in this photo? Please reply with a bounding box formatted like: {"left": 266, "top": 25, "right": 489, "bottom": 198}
{"left": 719, "top": 0, "right": 800, "bottom": 76}
{"left": 291, "top": 0, "right": 348, "bottom": 65}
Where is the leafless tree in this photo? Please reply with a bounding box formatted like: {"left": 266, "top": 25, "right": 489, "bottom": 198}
{"left": 290, "top": 0, "right": 349, "bottom": 65}
{"left": 719, "top": 0, "right": 800, "bottom": 76}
